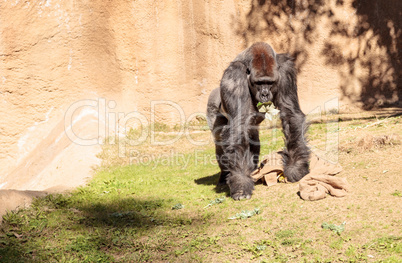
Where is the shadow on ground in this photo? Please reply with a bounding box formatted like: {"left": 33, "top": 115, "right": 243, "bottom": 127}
{"left": 0, "top": 195, "right": 198, "bottom": 262}
{"left": 194, "top": 172, "right": 230, "bottom": 195}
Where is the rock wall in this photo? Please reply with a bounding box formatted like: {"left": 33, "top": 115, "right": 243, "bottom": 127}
{"left": 0, "top": 0, "right": 400, "bottom": 190}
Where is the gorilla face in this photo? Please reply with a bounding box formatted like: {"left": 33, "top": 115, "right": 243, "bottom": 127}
{"left": 255, "top": 82, "right": 274, "bottom": 103}
{"left": 248, "top": 76, "right": 274, "bottom": 103}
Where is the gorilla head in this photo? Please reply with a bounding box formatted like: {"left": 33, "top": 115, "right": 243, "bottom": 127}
{"left": 248, "top": 43, "right": 278, "bottom": 103}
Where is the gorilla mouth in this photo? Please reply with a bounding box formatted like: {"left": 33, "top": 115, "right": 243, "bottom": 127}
{"left": 260, "top": 94, "right": 271, "bottom": 103}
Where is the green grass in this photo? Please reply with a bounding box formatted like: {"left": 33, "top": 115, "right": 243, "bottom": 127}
{"left": 1, "top": 118, "right": 402, "bottom": 262}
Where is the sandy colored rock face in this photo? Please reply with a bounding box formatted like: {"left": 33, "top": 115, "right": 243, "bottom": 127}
{"left": 0, "top": 1, "right": 400, "bottom": 191}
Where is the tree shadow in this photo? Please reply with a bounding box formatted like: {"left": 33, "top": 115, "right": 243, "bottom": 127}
{"left": 323, "top": 0, "right": 401, "bottom": 110}
{"left": 77, "top": 197, "right": 170, "bottom": 228}
{"left": 0, "top": 195, "right": 198, "bottom": 262}
{"left": 235, "top": 0, "right": 401, "bottom": 110}
{"left": 234, "top": 0, "right": 330, "bottom": 73}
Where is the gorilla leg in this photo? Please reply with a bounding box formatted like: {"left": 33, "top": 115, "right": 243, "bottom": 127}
{"left": 248, "top": 127, "right": 260, "bottom": 171}
{"left": 219, "top": 117, "right": 255, "bottom": 200}
{"left": 213, "top": 116, "right": 230, "bottom": 186}
{"left": 206, "top": 88, "right": 231, "bottom": 186}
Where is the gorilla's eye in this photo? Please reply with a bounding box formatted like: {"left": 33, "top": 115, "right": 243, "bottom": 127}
{"left": 246, "top": 68, "right": 251, "bottom": 75}
{"left": 255, "top": 80, "right": 274, "bottom": 86}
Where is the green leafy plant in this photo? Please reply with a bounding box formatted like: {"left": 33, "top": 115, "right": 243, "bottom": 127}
{"left": 204, "top": 197, "right": 226, "bottom": 208}
{"left": 171, "top": 203, "right": 184, "bottom": 210}
{"left": 322, "top": 222, "right": 346, "bottom": 235}
{"left": 229, "top": 208, "right": 261, "bottom": 220}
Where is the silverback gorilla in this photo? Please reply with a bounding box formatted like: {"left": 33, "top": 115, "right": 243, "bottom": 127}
{"left": 206, "top": 42, "right": 310, "bottom": 200}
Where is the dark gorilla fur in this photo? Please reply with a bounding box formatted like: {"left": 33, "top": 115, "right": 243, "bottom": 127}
{"left": 206, "top": 42, "right": 310, "bottom": 200}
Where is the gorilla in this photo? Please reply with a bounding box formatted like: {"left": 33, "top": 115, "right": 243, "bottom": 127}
{"left": 206, "top": 42, "right": 310, "bottom": 200}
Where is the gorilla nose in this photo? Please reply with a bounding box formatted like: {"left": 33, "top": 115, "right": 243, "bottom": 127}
{"left": 260, "top": 89, "right": 271, "bottom": 102}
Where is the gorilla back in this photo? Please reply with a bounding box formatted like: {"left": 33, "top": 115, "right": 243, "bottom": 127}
{"left": 206, "top": 42, "right": 310, "bottom": 200}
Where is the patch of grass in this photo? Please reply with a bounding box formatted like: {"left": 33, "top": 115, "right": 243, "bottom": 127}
{"left": 364, "top": 236, "right": 402, "bottom": 255}
{"left": 152, "top": 122, "right": 171, "bottom": 132}
{"left": 275, "top": 229, "right": 295, "bottom": 239}
{"left": 330, "top": 237, "right": 344, "bottom": 250}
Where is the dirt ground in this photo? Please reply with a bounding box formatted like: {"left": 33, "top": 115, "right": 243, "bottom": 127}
{"left": 1, "top": 109, "right": 401, "bottom": 221}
